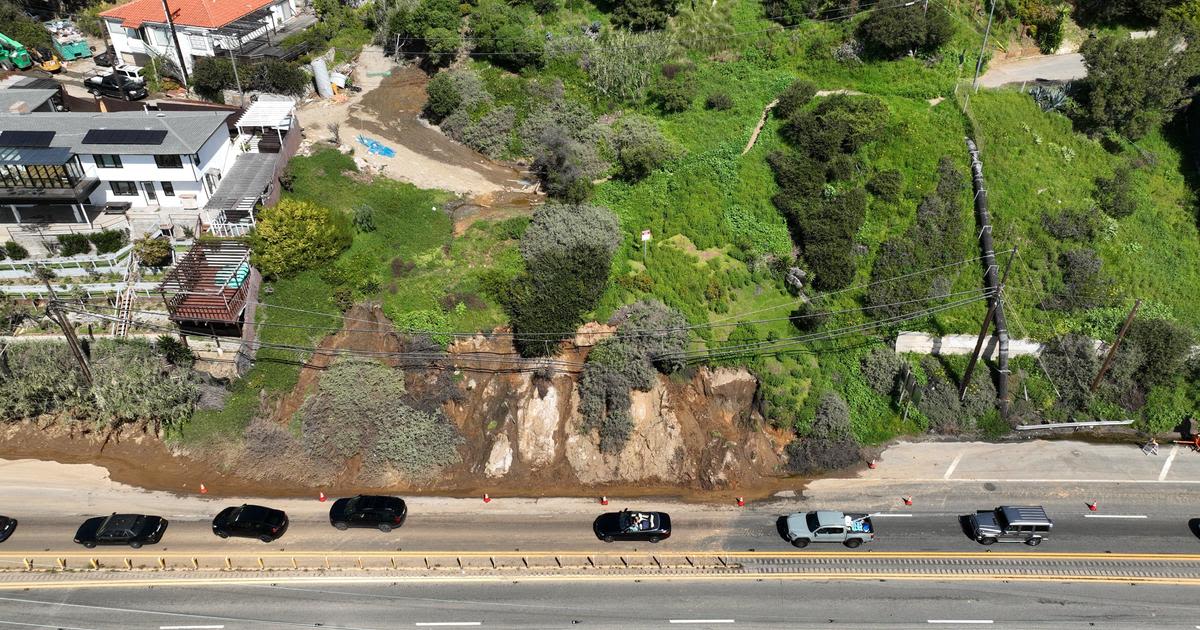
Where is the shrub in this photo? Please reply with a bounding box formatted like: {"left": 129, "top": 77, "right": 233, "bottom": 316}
{"left": 1042, "top": 208, "right": 1096, "bottom": 240}
{"left": 789, "top": 301, "right": 828, "bottom": 332}
{"left": 533, "top": 126, "right": 594, "bottom": 203}
{"left": 610, "top": 0, "right": 678, "bottom": 31}
{"left": 507, "top": 204, "right": 621, "bottom": 356}
{"left": 462, "top": 106, "right": 516, "bottom": 158}
{"left": 423, "top": 71, "right": 463, "bottom": 123}
{"left": 826, "top": 154, "right": 858, "bottom": 181}
{"left": 868, "top": 169, "right": 903, "bottom": 202}
{"left": 857, "top": 0, "right": 952, "bottom": 59}
{"left": 781, "top": 94, "right": 889, "bottom": 161}
{"left": 578, "top": 363, "right": 635, "bottom": 453}
{"left": 353, "top": 204, "right": 376, "bottom": 232}
{"left": 785, "top": 434, "right": 861, "bottom": 474}
{"left": 1126, "top": 318, "right": 1196, "bottom": 388}
{"left": 705, "top": 92, "right": 734, "bottom": 110}
{"left": 1041, "top": 248, "right": 1110, "bottom": 310}
{"left": 1094, "top": 164, "right": 1139, "bottom": 219}
{"left": 3, "top": 241, "right": 27, "bottom": 260}
{"left": 651, "top": 77, "right": 695, "bottom": 113}
{"left": 1139, "top": 383, "right": 1191, "bottom": 434}
{"left": 860, "top": 346, "right": 903, "bottom": 396}
{"left": 614, "top": 115, "right": 678, "bottom": 181}
{"left": 133, "top": 237, "right": 172, "bottom": 268}
{"left": 56, "top": 234, "right": 91, "bottom": 257}
{"left": 1041, "top": 334, "right": 1101, "bottom": 415}
{"left": 585, "top": 30, "right": 675, "bottom": 102}
{"left": 88, "top": 229, "right": 128, "bottom": 254}
{"left": 155, "top": 334, "right": 195, "bottom": 368}
{"left": 248, "top": 59, "right": 310, "bottom": 95}
{"left": 773, "top": 78, "right": 817, "bottom": 120}
{"left": 610, "top": 298, "right": 690, "bottom": 372}
{"left": 763, "top": 0, "right": 818, "bottom": 26}
{"left": 917, "top": 373, "right": 965, "bottom": 434}
{"left": 250, "top": 199, "right": 353, "bottom": 278}
{"left": 470, "top": 0, "right": 543, "bottom": 71}
{"left": 1077, "top": 31, "right": 1195, "bottom": 140}
{"left": 810, "top": 391, "right": 851, "bottom": 441}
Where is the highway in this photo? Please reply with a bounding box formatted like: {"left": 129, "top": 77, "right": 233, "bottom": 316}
{"left": 0, "top": 579, "right": 1197, "bottom": 628}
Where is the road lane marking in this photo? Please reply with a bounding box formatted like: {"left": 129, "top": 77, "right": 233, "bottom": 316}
{"left": 669, "top": 621, "right": 734, "bottom": 625}
{"left": 1082, "top": 514, "right": 1148, "bottom": 519}
{"left": 160, "top": 626, "right": 225, "bottom": 629}
{"left": 927, "top": 621, "right": 993, "bottom": 625}
{"left": 1159, "top": 445, "right": 1179, "bottom": 481}
{"left": 943, "top": 453, "right": 963, "bottom": 480}
{"left": 0, "top": 621, "right": 98, "bottom": 630}
{"left": 870, "top": 513, "right": 913, "bottom": 517}
{"left": 414, "top": 624, "right": 481, "bottom": 627}
{"left": 0, "top": 595, "right": 376, "bottom": 630}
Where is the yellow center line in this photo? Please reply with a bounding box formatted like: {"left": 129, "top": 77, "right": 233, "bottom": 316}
{"left": 2, "top": 550, "right": 1199, "bottom": 560}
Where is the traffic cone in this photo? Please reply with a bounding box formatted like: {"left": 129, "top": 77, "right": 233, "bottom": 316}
{"left": 1087, "top": 501, "right": 1098, "bottom": 512}
{"left": 199, "top": 483, "right": 208, "bottom": 495}
{"left": 902, "top": 495, "right": 913, "bottom": 506}
{"left": 736, "top": 497, "right": 745, "bottom": 507}
{"left": 600, "top": 496, "right": 609, "bottom": 506}
{"left": 868, "top": 459, "right": 878, "bottom": 470}
{"left": 483, "top": 493, "right": 491, "bottom": 503}
{"left": 318, "top": 491, "right": 327, "bottom": 502}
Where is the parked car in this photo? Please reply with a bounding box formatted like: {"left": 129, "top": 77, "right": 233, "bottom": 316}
{"left": 73, "top": 513, "right": 168, "bottom": 549}
{"left": 212, "top": 504, "right": 289, "bottom": 543}
{"left": 329, "top": 495, "right": 407, "bottom": 532}
{"left": 0, "top": 516, "right": 17, "bottom": 543}
{"left": 93, "top": 46, "right": 114, "bottom": 67}
{"left": 784, "top": 510, "right": 875, "bottom": 548}
{"left": 111, "top": 63, "right": 146, "bottom": 84}
{"left": 968, "top": 506, "right": 1053, "bottom": 546}
{"left": 84, "top": 73, "right": 147, "bottom": 100}
{"left": 593, "top": 509, "right": 671, "bottom": 543}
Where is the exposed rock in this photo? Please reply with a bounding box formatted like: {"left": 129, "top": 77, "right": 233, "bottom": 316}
{"left": 573, "top": 322, "right": 617, "bottom": 347}
{"left": 484, "top": 433, "right": 513, "bottom": 478}
{"left": 515, "top": 378, "right": 561, "bottom": 468}
{"left": 566, "top": 376, "right": 687, "bottom": 484}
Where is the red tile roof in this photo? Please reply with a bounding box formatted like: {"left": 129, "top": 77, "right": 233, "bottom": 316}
{"left": 101, "top": 0, "right": 278, "bottom": 30}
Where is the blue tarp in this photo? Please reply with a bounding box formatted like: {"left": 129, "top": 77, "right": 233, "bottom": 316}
{"left": 357, "top": 134, "right": 396, "bottom": 158}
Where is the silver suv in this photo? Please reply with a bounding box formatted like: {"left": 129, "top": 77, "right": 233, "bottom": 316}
{"left": 969, "top": 505, "right": 1053, "bottom": 546}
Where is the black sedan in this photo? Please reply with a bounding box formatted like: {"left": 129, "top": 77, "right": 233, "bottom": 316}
{"left": 212, "top": 504, "right": 288, "bottom": 543}
{"left": 74, "top": 513, "right": 168, "bottom": 549}
{"left": 0, "top": 516, "right": 17, "bottom": 543}
{"left": 329, "top": 495, "right": 407, "bottom": 532}
{"left": 593, "top": 509, "right": 672, "bottom": 543}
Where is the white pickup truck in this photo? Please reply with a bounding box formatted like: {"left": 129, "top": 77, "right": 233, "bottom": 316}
{"left": 784, "top": 510, "right": 875, "bottom": 548}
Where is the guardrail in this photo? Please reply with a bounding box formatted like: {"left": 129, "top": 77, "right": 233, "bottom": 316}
{"left": 0, "top": 281, "right": 158, "bottom": 299}
{"left": 0, "top": 244, "right": 134, "bottom": 279}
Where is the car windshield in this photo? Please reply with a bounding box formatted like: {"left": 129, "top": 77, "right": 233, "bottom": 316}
{"left": 233, "top": 506, "right": 267, "bottom": 523}
{"left": 100, "top": 514, "right": 144, "bottom": 534}
{"left": 806, "top": 512, "right": 821, "bottom": 532}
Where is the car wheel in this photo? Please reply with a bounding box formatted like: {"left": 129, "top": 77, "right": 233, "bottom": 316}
{"left": 603, "top": 535, "right": 614, "bottom": 543}
{"left": 82, "top": 541, "right": 96, "bottom": 549}
{"left": 259, "top": 535, "right": 274, "bottom": 543}
{"left": 333, "top": 522, "right": 349, "bottom": 531}
{"left": 1025, "top": 538, "right": 1042, "bottom": 547}
{"left": 791, "top": 538, "right": 810, "bottom": 548}
{"left": 215, "top": 530, "right": 229, "bottom": 539}
{"left": 980, "top": 537, "right": 997, "bottom": 546}
{"left": 378, "top": 524, "right": 392, "bottom": 533}
{"left": 648, "top": 536, "right": 661, "bottom": 544}
{"left": 130, "top": 542, "right": 142, "bottom": 549}
{"left": 844, "top": 538, "right": 862, "bottom": 549}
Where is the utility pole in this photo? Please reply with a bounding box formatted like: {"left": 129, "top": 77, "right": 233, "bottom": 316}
{"left": 228, "top": 46, "right": 244, "bottom": 107}
{"left": 159, "top": 0, "right": 190, "bottom": 86}
{"left": 971, "top": 0, "right": 997, "bottom": 92}
{"left": 959, "top": 247, "right": 1016, "bottom": 400}
{"left": 1091, "top": 299, "right": 1141, "bottom": 392}
{"left": 38, "top": 270, "right": 93, "bottom": 387}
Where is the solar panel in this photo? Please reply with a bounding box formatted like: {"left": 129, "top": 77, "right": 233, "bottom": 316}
{"left": 82, "top": 129, "right": 168, "bottom": 145}
{"left": 0, "top": 130, "right": 55, "bottom": 147}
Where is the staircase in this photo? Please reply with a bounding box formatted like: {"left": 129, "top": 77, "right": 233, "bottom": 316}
{"left": 114, "top": 260, "right": 141, "bottom": 338}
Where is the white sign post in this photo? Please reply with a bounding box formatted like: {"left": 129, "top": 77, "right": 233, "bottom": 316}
{"left": 640, "top": 229, "right": 652, "bottom": 262}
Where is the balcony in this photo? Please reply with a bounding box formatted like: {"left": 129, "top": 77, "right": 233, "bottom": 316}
{"left": 0, "top": 149, "right": 99, "bottom": 205}
{"left": 158, "top": 241, "right": 254, "bottom": 326}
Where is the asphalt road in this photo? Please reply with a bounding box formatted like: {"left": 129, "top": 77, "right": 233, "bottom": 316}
{"left": 977, "top": 53, "right": 1086, "bottom": 88}
{"left": 0, "top": 579, "right": 1196, "bottom": 629}
{"left": 2, "top": 501, "right": 1197, "bottom": 555}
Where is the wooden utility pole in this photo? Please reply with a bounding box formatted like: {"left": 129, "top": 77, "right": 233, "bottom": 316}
{"left": 971, "top": 0, "right": 997, "bottom": 92}
{"left": 39, "top": 273, "right": 93, "bottom": 387}
{"left": 960, "top": 247, "right": 1016, "bottom": 400}
{"left": 1090, "top": 299, "right": 1141, "bottom": 392}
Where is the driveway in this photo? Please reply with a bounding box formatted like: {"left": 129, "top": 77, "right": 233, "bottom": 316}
{"left": 978, "top": 53, "right": 1086, "bottom": 88}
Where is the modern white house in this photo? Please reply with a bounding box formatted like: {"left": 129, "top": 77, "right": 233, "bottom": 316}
{"left": 99, "top": 0, "right": 313, "bottom": 75}
{"left": 0, "top": 110, "right": 239, "bottom": 245}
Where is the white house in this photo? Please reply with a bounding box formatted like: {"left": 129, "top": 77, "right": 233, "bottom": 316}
{"left": 0, "top": 110, "right": 239, "bottom": 242}
{"left": 100, "top": 0, "right": 308, "bottom": 75}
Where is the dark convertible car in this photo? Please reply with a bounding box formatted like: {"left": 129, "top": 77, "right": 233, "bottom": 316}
{"left": 329, "top": 495, "right": 407, "bottom": 532}
{"left": 0, "top": 516, "right": 16, "bottom": 543}
{"left": 593, "top": 509, "right": 672, "bottom": 543}
{"left": 212, "top": 504, "right": 289, "bottom": 543}
{"left": 74, "top": 513, "right": 168, "bottom": 549}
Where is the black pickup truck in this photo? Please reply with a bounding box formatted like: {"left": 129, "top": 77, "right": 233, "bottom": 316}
{"left": 84, "top": 73, "right": 147, "bottom": 101}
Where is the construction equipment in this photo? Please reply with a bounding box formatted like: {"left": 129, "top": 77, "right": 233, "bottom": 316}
{"left": 0, "top": 33, "right": 33, "bottom": 70}
{"left": 44, "top": 19, "right": 91, "bottom": 60}
{"left": 28, "top": 46, "right": 61, "bottom": 73}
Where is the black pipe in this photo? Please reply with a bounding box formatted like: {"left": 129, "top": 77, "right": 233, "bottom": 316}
{"left": 965, "top": 137, "right": 1010, "bottom": 420}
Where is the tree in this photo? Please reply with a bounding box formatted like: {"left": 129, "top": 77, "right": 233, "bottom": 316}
{"left": 857, "top": 0, "right": 952, "bottom": 59}
{"left": 774, "top": 78, "right": 818, "bottom": 120}
{"left": 614, "top": 115, "right": 679, "bottom": 181}
{"left": 191, "top": 56, "right": 235, "bottom": 102}
{"left": 133, "top": 237, "right": 172, "bottom": 268}
{"left": 1126, "top": 318, "right": 1196, "bottom": 388}
{"left": 1077, "top": 30, "right": 1199, "bottom": 139}
{"left": 471, "top": 0, "right": 543, "bottom": 71}
{"left": 507, "top": 204, "right": 622, "bottom": 356}
{"left": 610, "top": 0, "right": 678, "bottom": 31}
{"left": 1075, "top": 0, "right": 1186, "bottom": 25}
{"left": 250, "top": 199, "right": 353, "bottom": 278}
{"left": 532, "top": 126, "right": 594, "bottom": 203}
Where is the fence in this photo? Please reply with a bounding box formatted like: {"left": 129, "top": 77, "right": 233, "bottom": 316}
{"left": 0, "top": 281, "right": 157, "bottom": 299}
{"left": 0, "top": 244, "right": 135, "bottom": 279}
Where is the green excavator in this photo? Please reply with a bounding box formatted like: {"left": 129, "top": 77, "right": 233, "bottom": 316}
{"left": 0, "top": 32, "right": 34, "bottom": 70}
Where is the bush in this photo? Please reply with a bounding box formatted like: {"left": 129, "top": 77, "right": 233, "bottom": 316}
{"left": 773, "top": 78, "right": 817, "bottom": 120}
{"left": 2, "top": 241, "right": 27, "bottom": 261}
{"left": 705, "top": 92, "right": 734, "bottom": 110}
{"left": 614, "top": 115, "right": 678, "bottom": 181}
{"left": 470, "top": 0, "right": 543, "bottom": 71}
{"left": 191, "top": 56, "right": 236, "bottom": 102}
{"left": 810, "top": 391, "right": 851, "bottom": 441}
{"left": 651, "top": 77, "right": 695, "bottom": 113}
{"left": 1041, "top": 334, "right": 1101, "bottom": 414}
{"left": 88, "top": 229, "right": 128, "bottom": 254}
{"left": 860, "top": 346, "right": 903, "bottom": 396}
{"left": 155, "top": 334, "right": 195, "bottom": 368}
{"left": 578, "top": 363, "right": 635, "bottom": 453}
{"left": 462, "top": 106, "right": 516, "bottom": 158}
{"left": 55, "top": 234, "right": 91, "bottom": 257}
{"left": 785, "top": 434, "right": 861, "bottom": 474}
{"left": 1077, "top": 31, "right": 1195, "bottom": 140}
{"left": 533, "top": 126, "right": 594, "bottom": 203}
{"left": 868, "top": 169, "right": 903, "bottom": 202}
{"left": 789, "top": 301, "right": 828, "bottom": 332}
{"left": 857, "top": 0, "right": 952, "bottom": 59}
{"left": 610, "top": 0, "right": 678, "bottom": 31}
{"left": 1126, "top": 318, "right": 1196, "bottom": 388}
{"left": 1041, "top": 248, "right": 1110, "bottom": 310}
{"left": 507, "top": 204, "right": 621, "bottom": 356}
{"left": 133, "top": 237, "right": 172, "bottom": 268}
{"left": 423, "top": 71, "right": 463, "bottom": 123}
{"left": 781, "top": 94, "right": 889, "bottom": 161}
{"left": 250, "top": 199, "right": 353, "bottom": 278}
{"left": 1094, "top": 164, "right": 1139, "bottom": 219}
{"left": 610, "top": 299, "right": 690, "bottom": 372}
{"left": 353, "top": 204, "right": 376, "bottom": 232}
{"left": 1042, "top": 208, "right": 1096, "bottom": 240}
{"left": 1139, "top": 383, "right": 1191, "bottom": 434}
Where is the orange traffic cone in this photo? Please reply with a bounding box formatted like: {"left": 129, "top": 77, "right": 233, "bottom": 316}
{"left": 868, "top": 459, "right": 878, "bottom": 469}
{"left": 319, "top": 491, "right": 327, "bottom": 502}
{"left": 1087, "top": 501, "right": 1098, "bottom": 512}
{"left": 736, "top": 497, "right": 745, "bottom": 507}
{"left": 902, "top": 495, "right": 913, "bottom": 506}
{"left": 483, "top": 493, "right": 491, "bottom": 503}
{"left": 199, "top": 483, "right": 208, "bottom": 495}
{"left": 600, "top": 496, "right": 609, "bottom": 506}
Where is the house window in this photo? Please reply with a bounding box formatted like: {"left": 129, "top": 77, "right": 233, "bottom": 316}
{"left": 94, "top": 154, "right": 122, "bottom": 168}
{"left": 161, "top": 181, "right": 175, "bottom": 196}
{"left": 125, "top": 27, "right": 141, "bottom": 41}
{"left": 154, "top": 154, "right": 183, "bottom": 168}
{"left": 110, "top": 181, "right": 138, "bottom": 196}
